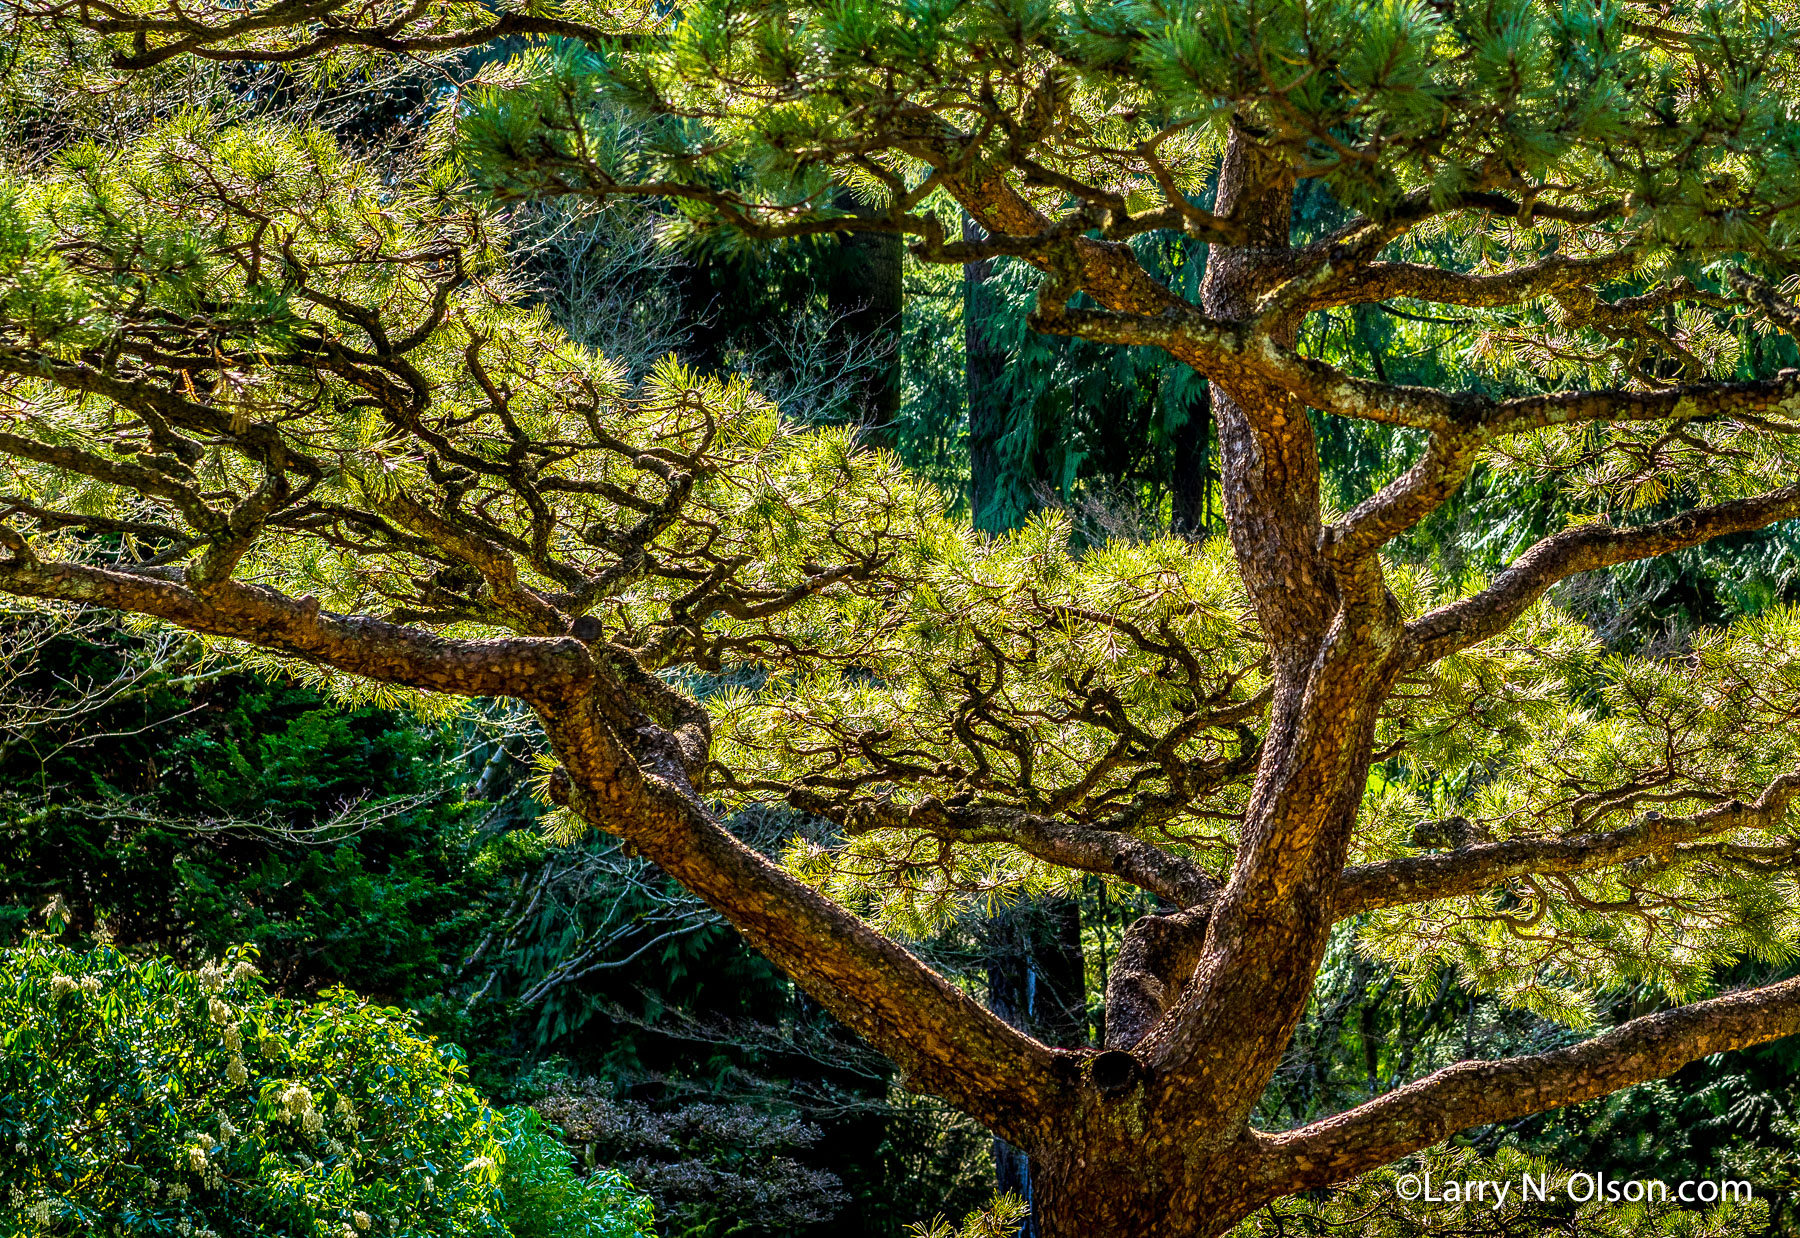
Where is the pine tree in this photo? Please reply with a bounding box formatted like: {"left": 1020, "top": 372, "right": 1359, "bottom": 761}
{"left": 9, "top": 2, "right": 1800, "bottom": 1235}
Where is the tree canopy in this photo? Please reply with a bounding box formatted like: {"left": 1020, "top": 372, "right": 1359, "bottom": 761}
{"left": 8, "top": 0, "right": 1800, "bottom": 1233}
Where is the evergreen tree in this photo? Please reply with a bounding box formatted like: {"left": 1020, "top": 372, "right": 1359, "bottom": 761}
{"left": 11, "top": 2, "right": 1800, "bottom": 1235}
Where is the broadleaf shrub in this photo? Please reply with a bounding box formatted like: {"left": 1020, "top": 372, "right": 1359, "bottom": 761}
{"left": 495, "top": 1107, "right": 656, "bottom": 1238}
{"left": 0, "top": 938, "right": 653, "bottom": 1238}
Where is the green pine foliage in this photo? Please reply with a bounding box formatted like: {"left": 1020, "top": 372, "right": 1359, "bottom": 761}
{"left": 12, "top": 100, "right": 1800, "bottom": 1057}
{"left": 12, "top": 0, "right": 1800, "bottom": 1228}
{"left": 1358, "top": 599, "right": 1800, "bottom": 1023}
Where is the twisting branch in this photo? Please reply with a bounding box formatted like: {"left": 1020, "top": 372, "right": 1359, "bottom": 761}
{"left": 1321, "top": 430, "right": 1483, "bottom": 562}
{"left": 372, "top": 487, "right": 568, "bottom": 636}
{"left": 1334, "top": 772, "right": 1800, "bottom": 919}
{"left": 1256, "top": 971, "right": 1800, "bottom": 1194}
{"left": 1307, "top": 252, "right": 1641, "bottom": 311}
{"left": 538, "top": 701, "right": 1076, "bottom": 1146}
{"left": 1032, "top": 295, "right": 1800, "bottom": 440}
{"left": 0, "top": 557, "right": 591, "bottom": 701}
{"left": 1728, "top": 268, "right": 1800, "bottom": 339}
{"left": 818, "top": 796, "right": 1221, "bottom": 907}
{"left": 1404, "top": 484, "right": 1800, "bottom": 666}
{"left": 39, "top": 0, "right": 622, "bottom": 71}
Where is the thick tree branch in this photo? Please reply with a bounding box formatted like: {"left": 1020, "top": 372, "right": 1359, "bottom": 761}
{"left": 1405, "top": 485, "right": 1800, "bottom": 666}
{"left": 0, "top": 429, "right": 225, "bottom": 535}
{"left": 0, "top": 555, "right": 591, "bottom": 699}
{"left": 1321, "top": 430, "right": 1482, "bottom": 562}
{"left": 1104, "top": 906, "right": 1211, "bottom": 1051}
{"left": 1029, "top": 300, "right": 1491, "bottom": 431}
{"left": 825, "top": 797, "right": 1221, "bottom": 907}
{"left": 1257, "top": 971, "right": 1800, "bottom": 1193}
{"left": 61, "top": 1, "right": 619, "bottom": 70}
{"left": 1298, "top": 189, "right": 1625, "bottom": 266}
{"left": 541, "top": 706, "right": 1076, "bottom": 1144}
{"left": 1484, "top": 373, "right": 1800, "bottom": 437}
{"left": 1729, "top": 269, "right": 1800, "bottom": 340}
{"left": 879, "top": 124, "right": 1207, "bottom": 316}
{"left": 1308, "top": 252, "right": 1640, "bottom": 311}
{"left": 1029, "top": 294, "right": 1800, "bottom": 442}
{"left": 1335, "top": 772, "right": 1800, "bottom": 919}
{"left": 0, "top": 539, "right": 1077, "bottom": 1141}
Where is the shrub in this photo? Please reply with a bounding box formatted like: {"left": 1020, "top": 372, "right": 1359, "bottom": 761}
{"left": 0, "top": 938, "right": 652, "bottom": 1238}
{"left": 535, "top": 1078, "right": 848, "bottom": 1236}
{"left": 495, "top": 1107, "right": 655, "bottom": 1238}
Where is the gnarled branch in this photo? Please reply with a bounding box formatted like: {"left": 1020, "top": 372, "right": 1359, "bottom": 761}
{"left": 1309, "top": 252, "right": 1640, "bottom": 312}
{"left": 541, "top": 705, "right": 1077, "bottom": 1145}
{"left": 1335, "top": 772, "right": 1800, "bottom": 919}
{"left": 1257, "top": 971, "right": 1800, "bottom": 1194}
{"left": 0, "top": 555, "right": 591, "bottom": 701}
{"left": 1405, "top": 485, "right": 1800, "bottom": 667}
{"left": 816, "top": 796, "right": 1221, "bottom": 907}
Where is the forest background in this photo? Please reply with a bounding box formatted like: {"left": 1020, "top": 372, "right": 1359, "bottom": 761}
{"left": 7, "top": 24, "right": 1800, "bottom": 1238}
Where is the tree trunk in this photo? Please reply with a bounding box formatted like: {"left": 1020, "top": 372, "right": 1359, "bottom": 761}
{"left": 827, "top": 220, "right": 904, "bottom": 451}
{"left": 1028, "top": 1135, "right": 1275, "bottom": 1238}
{"left": 964, "top": 214, "right": 1010, "bottom": 531}
{"left": 1170, "top": 384, "right": 1212, "bottom": 537}
{"left": 1013, "top": 123, "right": 1403, "bottom": 1238}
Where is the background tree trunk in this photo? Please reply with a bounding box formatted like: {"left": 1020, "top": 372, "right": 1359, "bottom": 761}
{"left": 964, "top": 214, "right": 1009, "bottom": 531}
{"left": 1170, "top": 384, "right": 1213, "bottom": 537}
{"left": 827, "top": 221, "right": 904, "bottom": 451}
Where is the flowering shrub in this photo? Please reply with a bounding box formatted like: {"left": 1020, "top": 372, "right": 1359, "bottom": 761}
{"left": 0, "top": 939, "right": 652, "bottom": 1238}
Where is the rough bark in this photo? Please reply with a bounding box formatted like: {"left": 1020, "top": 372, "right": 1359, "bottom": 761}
{"left": 1337, "top": 773, "right": 1800, "bottom": 918}
{"left": 536, "top": 691, "right": 1078, "bottom": 1147}
{"left": 1260, "top": 971, "right": 1800, "bottom": 1192}
{"left": 1102, "top": 906, "right": 1210, "bottom": 1051}
{"left": 1002, "top": 128, "right": 1413, "bottom": 1237}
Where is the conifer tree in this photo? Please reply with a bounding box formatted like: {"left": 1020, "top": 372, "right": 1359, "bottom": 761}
{"left": 10, "top": 2, "right": 1800, "bottom": 1235}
